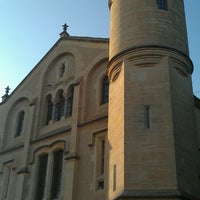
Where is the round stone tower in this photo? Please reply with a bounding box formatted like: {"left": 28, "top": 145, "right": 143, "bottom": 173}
{"left": 107, "top": 1, "right": 200, "bottom": 199}
{"left": 109, "top": 0, "right": 189, "bottom": 60}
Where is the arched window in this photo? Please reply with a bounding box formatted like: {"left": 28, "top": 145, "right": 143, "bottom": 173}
{"left": 157, "top": 0, "right": 168, "bottom": 10}
{"left": 101, "top": 75, "right": 109, "bottom": 104}
{"left": 15, "top": 111, "right": 25, "bottom": 137}
{"left": 35, "top": 148, "right": 64, "bottom": 199}
{"left": 54, "top": 90, "right": 65, "bottom": 121}
{"left": 66, "top": 85, "right": 74, "bottom": 117}
{"left": 46, "top": 95, "right": 53, "bottom": 125}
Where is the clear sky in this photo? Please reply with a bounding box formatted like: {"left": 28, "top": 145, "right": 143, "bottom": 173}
{"left": 0, "top": 1, "right": 199, "bottom": 99}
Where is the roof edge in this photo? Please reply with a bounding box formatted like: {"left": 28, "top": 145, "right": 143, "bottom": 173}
{"left": 1, "top": 35, "right": 109, "bottom": 104}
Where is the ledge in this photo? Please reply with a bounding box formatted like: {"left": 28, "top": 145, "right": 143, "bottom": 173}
{"left": 31, "top": 125, "right": 71, "bottom": 144}
{"left": 0, "top": 143, "right": 24, "bottom": 155}
{"left": 78, "top": 115, "right": 108, "bottom": 127}
{"left": 108, "top": 45, "right": 193, "bottom": 74}
{"left": 114, "top": 189, "right": 186, "bottom": 200}
{"left": 65, "top": 152, "right": 79, "bottom": 161}
{"left": 17, "top": 167, "right": 29, "bottom": 175}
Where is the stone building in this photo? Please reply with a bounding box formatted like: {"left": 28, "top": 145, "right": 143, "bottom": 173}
{"left": 0, "top": 0, "right": 200, "bottom": 199}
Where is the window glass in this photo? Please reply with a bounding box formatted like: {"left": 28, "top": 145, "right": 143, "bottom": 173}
{"left": 66, "top": 85, "right": 74, "bottom": 117}
{"left": 36, "top": 154, "right": 48, "bottom": 200}
{"left": 157, "top": 0, "right": 168, "bottom": 10}
{"left": 46, "top": 95, "right": 53, "bottom": 125}
{"left": 55, "top": 90, "right": 65, "bottom": 121}
{"left": 144, "top": 105, "right": 151, "bottom": 129}
{"left": 51, "top": 150, "right": 64, "bottom": 198}
{"left": 15, "top": 111, "right": 25, "bottom": 137}
{"left": 101, "top": 75, "right": 109, "bottom": 104}
{"left": 96, "top": 136, "right": 105, "bottom": 190}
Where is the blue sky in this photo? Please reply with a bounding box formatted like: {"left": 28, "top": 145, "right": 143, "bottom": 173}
{"left": 0, "top": 1, "right": 199, "bottom": 99}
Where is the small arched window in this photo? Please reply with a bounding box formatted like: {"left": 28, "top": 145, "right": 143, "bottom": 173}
{"left": 157, "top": 0, "right": 168, "bottom": 10}
{"left": 46, "top": 95, "right": 53, "bottom": 125}
{"left": 101, "top": 75, "right": 109, "bottom": 104}
{"left": 15, "top": 111, "right": 25, "bottom": 137}
{"left": 66, "top": 85, "right": 74, "bottom": 117}
{"left": 54, "top": 90, "right": 65, "bottom": 121}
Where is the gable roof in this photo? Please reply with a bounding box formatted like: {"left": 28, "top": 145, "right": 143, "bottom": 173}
{"left": 0, "top": 35, "right": 109, "bottom": 105}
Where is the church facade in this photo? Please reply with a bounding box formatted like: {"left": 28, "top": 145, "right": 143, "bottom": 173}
{"left": 0, "top": 0, "right": 200, "bottom": 200}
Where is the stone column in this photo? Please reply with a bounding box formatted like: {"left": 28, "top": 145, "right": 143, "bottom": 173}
{"left": 63, "top": 78, "right": 81, "bottom": 200}
{"left": 1, "top": 166, "right": 10, "bottom": 200}
{"left": 50, "top": 102, "right": 57, "bottom": 123}
{"left": 44, "top": 152, "right": 54, "bottom": 200}
{"left": 63, "top": 92, "right": 69, "bottom": 118}
{"left": 28, "top": 158, "right": 39, "bottom": 200}
{"left": 16, "top": 100, "right": 36, "bottom": 200}
{"left": 15, "top": 174, "right": 25, "bottom": 200}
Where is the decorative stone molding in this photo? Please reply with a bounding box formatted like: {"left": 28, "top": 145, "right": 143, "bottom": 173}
{"left": 127, "top": 52, "right": 164, "bottom": 68}
{"left": 29, "top": 97, "right": 38, "bottom": 106}
{"left": 65, "top": 152, "right": 79, "bottom": 161}
{"left": 17, "top": 167, "right": 29, "bottom": 175}
{"left": 29, "top": 140, "right": 66, "bottom": 164}
{"left": 171, "top": 57, "right": 190, "bottom": 77}
{"left": 0, "top": 144, "right": 24, "bottom": 155}
{"left": 107, "top": 61, "right": 122, "bottom": 82}
{"left": 108, "top": 46, "right": 193, "bottom": 83}
{"left": 32, "top": 126, "right": 71, "bottom": 144}
{"left": 108, "top": 0, "right": 113, "bottom": 9}
{"left": 88, "top": 128, "right": 107, "bottom": 148}
{"left": 74, "top": 76, "right": 82, "bottom": 87}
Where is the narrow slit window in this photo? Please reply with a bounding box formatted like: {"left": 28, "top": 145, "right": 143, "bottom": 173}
{"left": 157, "top": 0, "right": 168, "bottom": 10}
{"left": 96, "top": 136, "right": 105, "bottom": 191}
{"left": 96, "top": 137, "right": 105, "bottom": 176}
{"left": 100, "top": 139, "right": 105, "bottom": 174}
{"left": 144, "top": 105, "right": 151, "bottom": 129}
{"left": 113, "top": 164, "right": 116, "bottom": 192}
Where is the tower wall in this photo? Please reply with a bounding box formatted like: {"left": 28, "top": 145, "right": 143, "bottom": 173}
{"left": 109, "top": 0, "right": 189, "bottom": 60}
{"left": 108, "top": 0, "right": 200, "bottom": 199}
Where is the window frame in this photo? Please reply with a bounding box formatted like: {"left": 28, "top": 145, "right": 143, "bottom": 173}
{"left": 34, "top": 144, "right": 65, "bottom": 200}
